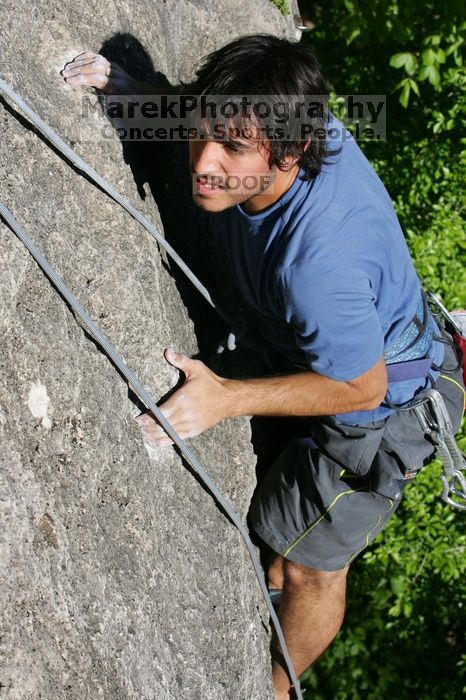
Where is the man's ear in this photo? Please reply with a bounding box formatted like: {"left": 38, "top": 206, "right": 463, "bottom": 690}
{"left": 280, "top": 140, "right": 311, "bottom": 169}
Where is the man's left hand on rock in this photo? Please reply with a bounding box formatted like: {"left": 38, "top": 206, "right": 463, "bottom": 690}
{"left": 135, "top": 348, "right": 234, "bottom": 448}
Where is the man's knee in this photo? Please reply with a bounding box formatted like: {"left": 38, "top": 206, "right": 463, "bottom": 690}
{"left": 283, "top": 558, "right": 348, "bottom": 592}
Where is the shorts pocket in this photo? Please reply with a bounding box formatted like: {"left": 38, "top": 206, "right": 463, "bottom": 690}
{"left": 368, "top": 412, "right": 436, "bottom": 498}
{"left": 312, "top": 418, "right": 385, "bottom": 478}
{"left": 381, "top": 409, "right": 436, "bottom": 475}
{"left": 433, "top": 374, "right": 465, "bottom": 436}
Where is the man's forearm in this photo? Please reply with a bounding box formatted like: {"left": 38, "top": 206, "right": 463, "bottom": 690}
{"left": 225, "top": 358, "right": 387, "bottom": 419}
{"left": 136, "top": 352, "right": 387, "bottom": 447}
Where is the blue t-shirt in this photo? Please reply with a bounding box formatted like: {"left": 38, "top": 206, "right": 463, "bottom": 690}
{"left": 216, "top": 117, "right": 444, "bottom": 424}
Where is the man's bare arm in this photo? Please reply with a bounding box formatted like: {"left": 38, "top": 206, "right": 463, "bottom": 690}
{"left": 227, "top": 354, "right": 388, "bottom": 418}
{"left": 136, "top": 350, "right": 388, "bottom": 447}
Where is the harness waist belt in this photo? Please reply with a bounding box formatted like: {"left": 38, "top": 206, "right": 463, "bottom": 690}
{"left": 385, "top": 293, "right": 435, "bottom": 365}
{"left": 386, "top": 357, "right": 433, "bottom": 383}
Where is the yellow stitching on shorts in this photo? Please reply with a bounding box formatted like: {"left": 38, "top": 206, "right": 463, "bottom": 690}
{"left": 344, "top": 550, "right": 359, "bottom": 567}
{"left": 339, "top": 468, "right": 359, "bottom": 479}
{"left": 282, "top": 487, "right": 367, "bottom": 557}
{"left": 439, "top": 373, "right": 466, "bottom": 412}
{"left": 439, "top": 373, "right": 465, "bottom": 397}
{"left": 387, "top": 498, "right": 394, "bottom": 511}
{"left": 343, "top": 513, "right": 383, "bottom": 567}
{"left": 365, "top": 514, "right": 382, "bottom": 547}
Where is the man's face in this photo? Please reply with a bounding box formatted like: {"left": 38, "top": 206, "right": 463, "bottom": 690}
{"left": 189, "top": 131, "right": 279, "bottom": 214}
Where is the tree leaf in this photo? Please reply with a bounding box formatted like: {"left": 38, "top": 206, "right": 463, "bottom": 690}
{"left": 421, "top": 48, "right": 437, "bottom": 66}
{"left": 408, "top": 78, "right": 420, "bottom": 96}
{"left": 390, "top": 52, "right": 409, "bottom": 69}
{"left": 419, "top": 64, "right": 441, "bottom": 85}
{"left": 399, "top": 80, "right": 411, "bottom": 108}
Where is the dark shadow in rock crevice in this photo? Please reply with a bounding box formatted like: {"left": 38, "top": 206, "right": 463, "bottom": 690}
{"left": 99, "top": 33, "right": 230, "bottom": 360}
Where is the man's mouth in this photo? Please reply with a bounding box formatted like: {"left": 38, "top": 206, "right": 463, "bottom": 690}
{"left": 194, "top": 175, "right": 225, "bottom": 194}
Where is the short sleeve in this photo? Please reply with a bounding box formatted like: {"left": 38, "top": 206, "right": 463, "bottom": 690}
{"left": 280, "top": 263, "right": 384, "bottom": 381}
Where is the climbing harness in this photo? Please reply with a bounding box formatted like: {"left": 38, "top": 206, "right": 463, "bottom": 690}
{"left": 421, "top": 291, "right": 466, "bottom": 510}
{"left": 383, "top": 288, "right": 466, "bottom": 510}
{"left": 427, "top": 290, "right": 466, "bottom": 385}
{"left": 407, "top": 388, "right": 466, "bottom": 511}
{"left": 0, "top": 78, "right": 303, "bottom": 698}
{"left": 384, "top": 291, "right": 435, "bottom": 366}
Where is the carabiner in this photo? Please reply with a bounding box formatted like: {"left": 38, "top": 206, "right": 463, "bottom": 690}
{"left": 441, "top": 470, "right": 466, "bottom": 510}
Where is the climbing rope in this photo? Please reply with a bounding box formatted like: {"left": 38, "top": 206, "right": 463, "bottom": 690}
{"left": 0, "top": 79, "right": 303, "bottom": 699}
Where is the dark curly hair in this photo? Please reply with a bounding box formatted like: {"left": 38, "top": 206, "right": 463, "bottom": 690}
{"left": 187, "top": 34, "right": 339, "bottom": 180}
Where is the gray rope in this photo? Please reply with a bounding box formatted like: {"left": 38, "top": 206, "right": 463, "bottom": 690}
{"left": 0, "top": 200, "right": 303, "bottom": 699}
{"left": 0, "top": 75, "right": 231, "bottom": 326}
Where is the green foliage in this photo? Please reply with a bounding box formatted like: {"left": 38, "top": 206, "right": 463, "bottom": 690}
{"left": 270, "top": 0, "right": 290, "bottom": 15}
{"left": 302, "top": 0, "right": 466, "bottom": 131}
{"left": 297, "top": 1, "right": 466, "bottom": 697}
{"left": 371, "top": 139, "right": 466, "bottom": 307}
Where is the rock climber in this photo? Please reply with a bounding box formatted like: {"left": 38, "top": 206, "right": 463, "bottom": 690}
{"left": 62, "top": 35, "right": 465, "bottom": 700}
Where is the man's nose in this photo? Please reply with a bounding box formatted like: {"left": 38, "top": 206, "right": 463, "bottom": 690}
{"left": 191, "top": 140, "right": 224, "bottom": 174}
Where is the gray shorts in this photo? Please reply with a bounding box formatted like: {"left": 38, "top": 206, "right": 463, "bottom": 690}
{"left": 249, "top": 340, "right": 465, "bottom": 571}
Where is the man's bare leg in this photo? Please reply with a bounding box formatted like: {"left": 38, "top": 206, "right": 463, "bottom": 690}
{"left": 268, "top": 554, "right": 348, "bottom": 700}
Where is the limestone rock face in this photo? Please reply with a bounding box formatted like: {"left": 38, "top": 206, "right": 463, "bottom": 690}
{"left": 0, "top": 1, "right": 299, "bottom": 698}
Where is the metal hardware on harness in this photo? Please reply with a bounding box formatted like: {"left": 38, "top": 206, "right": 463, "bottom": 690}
{"left": 410, "top": 389, "right": 466, "bottom": 511}
{"left": 427, "top": 290, "right": 463, "bottom": 335}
